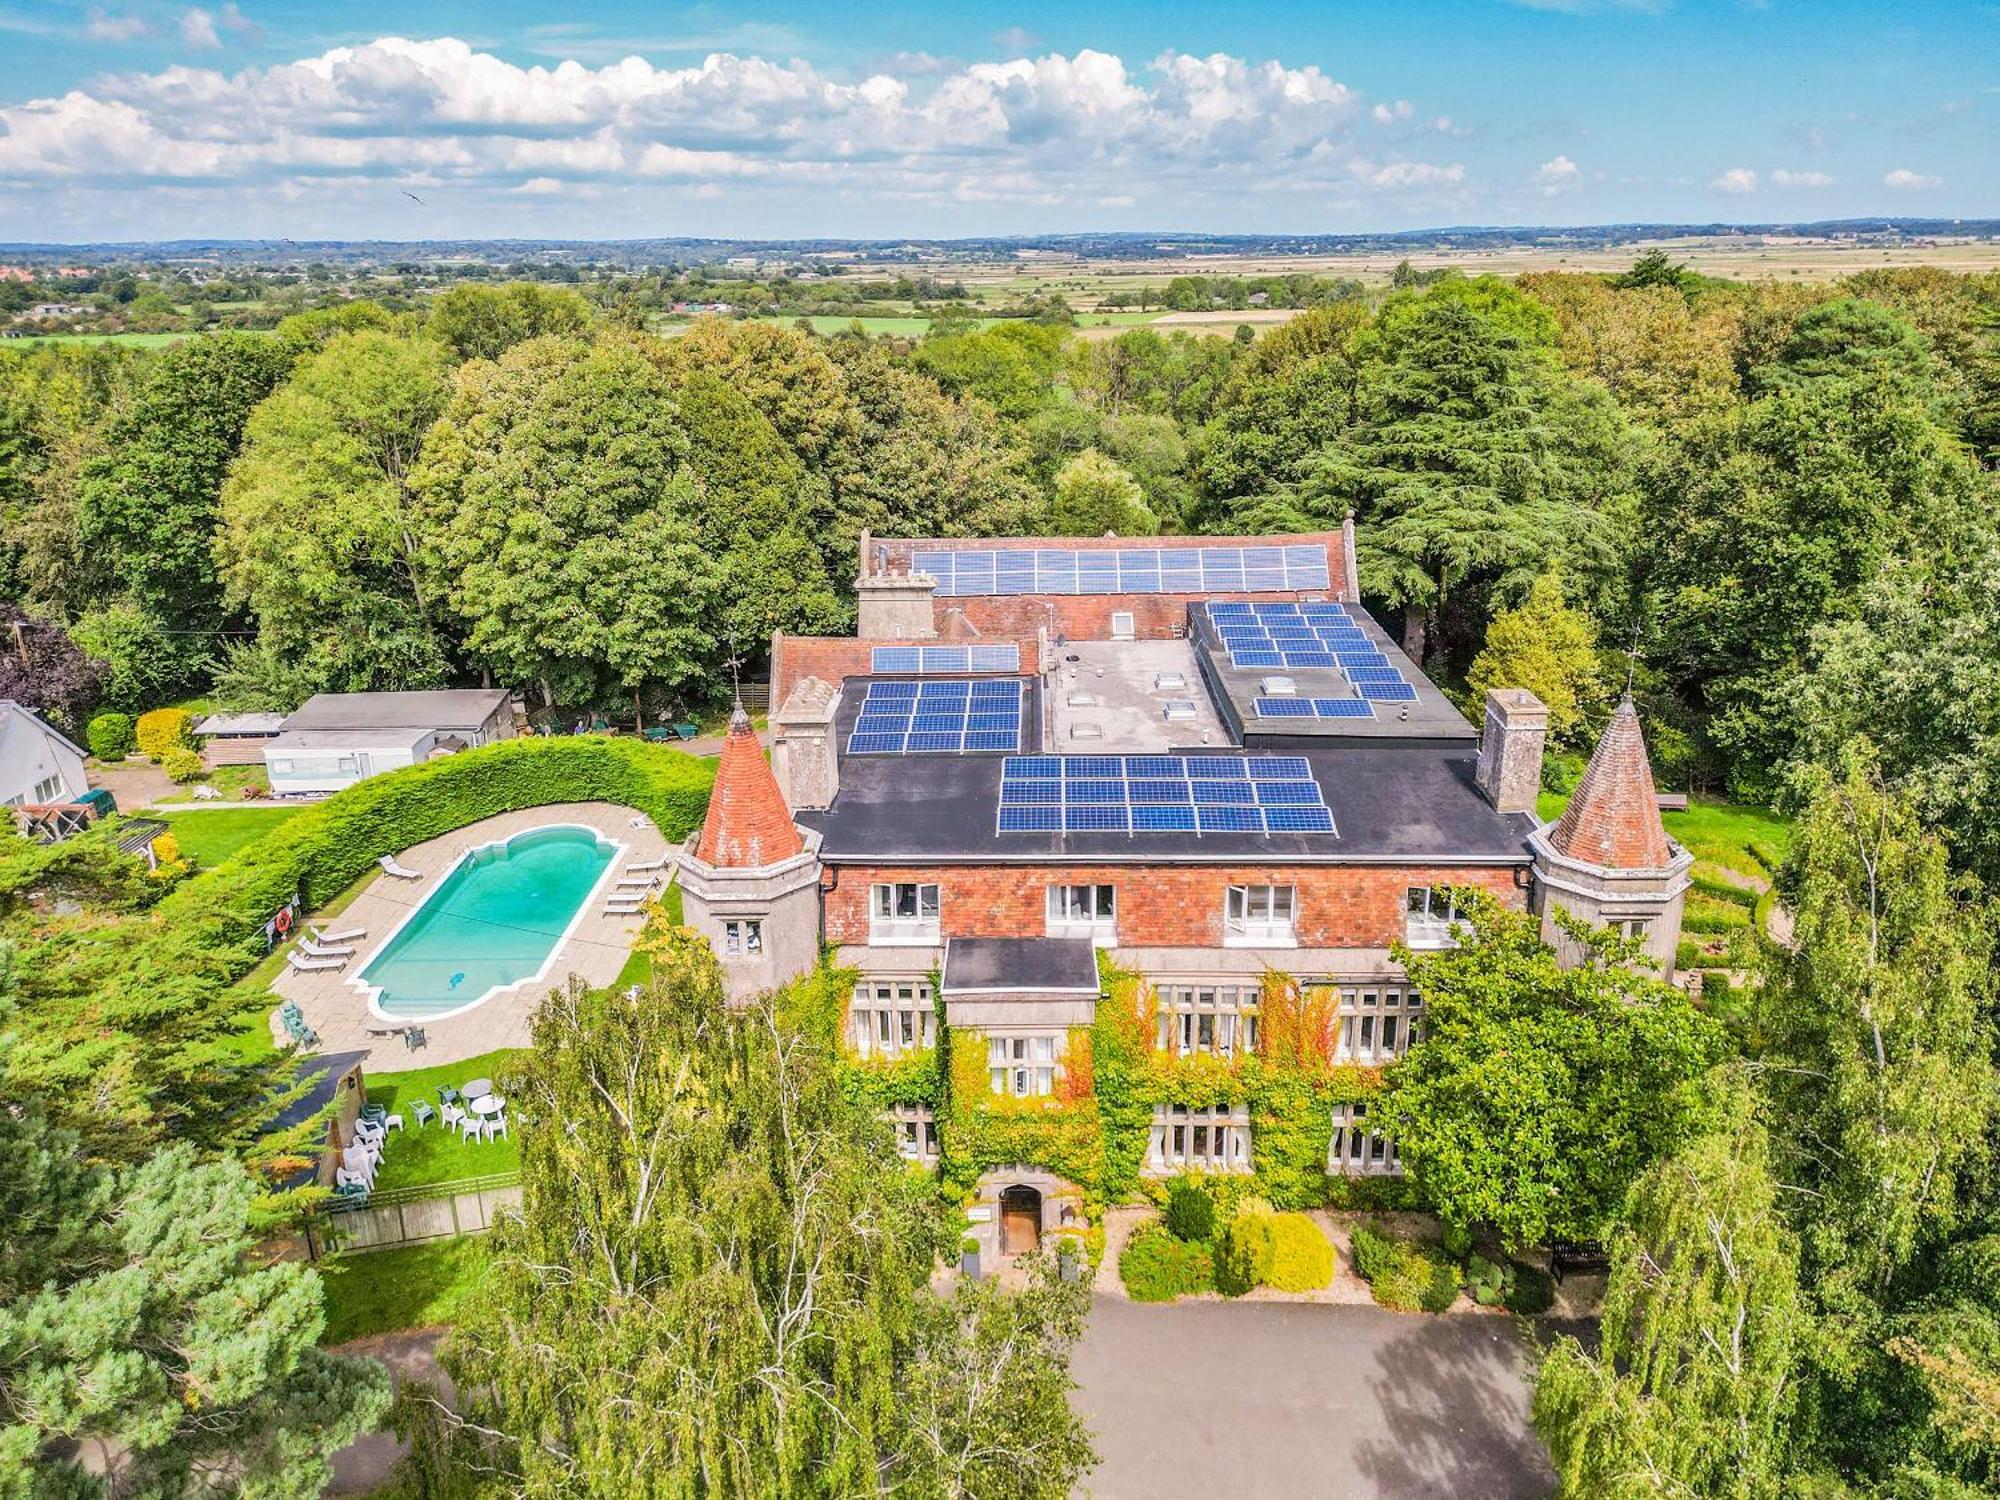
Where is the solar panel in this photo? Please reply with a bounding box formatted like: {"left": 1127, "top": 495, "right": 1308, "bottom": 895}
{"left": 996, "top": 754, "right": 1335, "bottom": 836}
{"left": 1309, "top": 698, "right": 1375, "bottom": 719}
{"left": 848, "top": 680, "right": 1021, "bottom": 754}
{"left": 1255, "top": 697, "right": 1314, "bottom": 718}
{"left": 870, "top": 646, "right": 921, "bottom": 672}
{"left": 909, "top": 545, "right": 1333, "bottom": 596}
{"left": 1362, "top": 682, "right": 1419, "bottom": 702}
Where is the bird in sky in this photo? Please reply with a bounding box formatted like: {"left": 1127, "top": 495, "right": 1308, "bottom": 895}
{"left": 402, "top": 190, "right": 425, "bottom": 205}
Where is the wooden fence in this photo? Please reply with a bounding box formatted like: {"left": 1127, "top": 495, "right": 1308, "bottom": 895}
{"left": 304, "top": 1171, "right": 522, "bottom": 1258}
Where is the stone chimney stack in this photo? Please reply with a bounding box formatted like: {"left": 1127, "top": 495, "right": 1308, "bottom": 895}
{"left": 771, "top": 676, "right": 840, "bottom": 812}
{"left": 1341, "top": 511, "right": 1361, "bottom": 602}
{"left": 855, "top": 572, "right": 939, "bottom": 640}
{"left": 1474, "top": 688, "right": 1548, "bottom": 816}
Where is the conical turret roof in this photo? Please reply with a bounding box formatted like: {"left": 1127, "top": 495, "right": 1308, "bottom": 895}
{"left": 694, "top": 707, "right": 803, "bottom": 868}
{"left": 1547, "top": 697, "right": 1675, "bottom": 870}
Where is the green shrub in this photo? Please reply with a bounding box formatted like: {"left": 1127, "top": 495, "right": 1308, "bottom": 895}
{"left": 87, "top": 712, "right": 135, "bottom": 761}
{"left": 1441, "top": 1221, "right": 1473, "bottom": 1260}
{"left": 161, "top": 746, "right": 205, "bottom": 783}
{"left": 134, "top": 706, "right": 194, "bottom": 760}
{"left": 1689, "top": 872, "right": 1757, "bottom": 908}
{"left": 1265, "top": 1213, "right": 1335, "bottom": 1292}
{"left": 1504, "top": 1262, "right": 1556, "bottom": 1316}
{"left": 1351, "top": 1223, "right": 1459, "bottom": 1313}
{"left": 1164, "top": 1178, "right": 1217, "bottom": 1243}
{"left": 1214, "top": 1212, "right": 1276, "bottom": 1297}
{"left": 1466, "top": 1253, "right": 1515, "bottom": 1307}
{"left": 1120, "top": 1223, "right": 1214, "bottom": 1302}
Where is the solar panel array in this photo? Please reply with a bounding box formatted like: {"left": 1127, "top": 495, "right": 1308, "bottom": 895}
{"left": 870, "top": 644, "right": 1020, "bottom": 674}
{"left": 848, "top": 680, "right": 1022, "bottom": 755}
{"left": 996, "top": 755, "right": 1336, "bottom": 836}
{"left": 909, "top": 544, "right": 1330, "bottom": 597}
{"left": 1209, "top": 602, "right": 1420, "bottom": 703}
{"left": 1255, "top": 697, "right": 1376, "bottom": 720}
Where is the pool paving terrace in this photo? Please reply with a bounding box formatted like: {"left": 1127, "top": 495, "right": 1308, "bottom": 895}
{"left": 270, "top": 802, "right": 668, "bottom": 1068}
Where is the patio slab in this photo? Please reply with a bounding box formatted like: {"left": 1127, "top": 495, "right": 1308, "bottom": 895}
{"left": 270, "top": 801, "right": 666, "bottom": 1069}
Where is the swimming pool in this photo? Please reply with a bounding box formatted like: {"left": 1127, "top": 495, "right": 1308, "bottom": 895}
{"left": 355, "top": 825, "right": 621, "bottom": 1020}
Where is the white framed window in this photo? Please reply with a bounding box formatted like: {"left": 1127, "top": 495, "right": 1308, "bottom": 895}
{"left": 988, "top": 1035, "right": 1057, "bottom": 1098}
{"left": 1110, "top": 610, "right": 1136, "bottom": 640}
{"left": 1224, "top": 884, "right": 1296, "bottom": 946}
{"left": 1329, "top": 1102, "right": 1402, "bottom": 1176}
{"left": 870, "top": 882, "right": 940, "bottom": 945}
{"left": 1405, "top": 886, "right": 1466, "bottom": 949}
{"left": 722, "top": 918, "right": 764, "bottom": 957}
{"left": 886, "top": 1104, "right": 940, "bottom": 1161}
{"left": 1155, "top": 984, "right": 1261, "bottom": 1058}
{"left": 1046, "top": 883, "right": 1117, "bottom": 944}
{"left": 1611, "top": 917, "right": 1651, "bottom": 941}
{"left": 849, "top": 979, "right": 936, "bottom": 1058}
{"left": 1312, "top": 983, "right": 1422, "bottom": 1064}
{"left": 32, "top": 774, "right": 64, "bottom": 803}
{"left": 268, "top": 758, "right": 294, "bottom": 776}
{"left": 1148, "top": 1103, "right": 1252, "bottom": 1173}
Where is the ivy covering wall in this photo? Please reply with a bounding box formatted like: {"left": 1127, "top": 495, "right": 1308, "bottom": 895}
{"left": 822, "top": 952, "right": 1417, "bottom": 1211}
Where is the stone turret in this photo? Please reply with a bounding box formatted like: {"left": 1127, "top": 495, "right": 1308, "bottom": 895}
{"left": 674, "top": 707, "right": 823, "bottom": 1000}
{"left": 1529, "top": 696, "right": 1693, "bottom": 977}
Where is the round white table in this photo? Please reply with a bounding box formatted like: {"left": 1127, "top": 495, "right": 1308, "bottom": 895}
{"left": 470, "top": 1094, "right": 506, "bottom": 1119}
{"left": 462, "top": 1078, "right": 493, "bottom": 1101}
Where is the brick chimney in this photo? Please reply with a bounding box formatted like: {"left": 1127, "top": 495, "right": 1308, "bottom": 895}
{"left": 771, "top": 676, "right": 840, "bottom": 812}
{"left": 1474, "top": 689, "right": 1547, "bottom": 816}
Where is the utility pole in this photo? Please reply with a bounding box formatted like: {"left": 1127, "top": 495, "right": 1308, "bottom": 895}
{"left": 9, "top": 619, "right": 27, "bottom": 669}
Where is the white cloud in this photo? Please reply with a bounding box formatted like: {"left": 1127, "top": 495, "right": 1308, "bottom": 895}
{"left": 1710, "top": 166, "right": 1758, "bottom": 193}
{"left": 1883, "top": 166, "right": 1942, "bottom": 190}
{"left": 1770, "top": 168, "right": 1833, "bottom": 188}
{"left": 1370, "top": 98, "right": 1413, "bottom": 124}
{"left": 85, "top": 9, "right": 151, "bottom": 42}
{"left": 0, "top": 35, "right": 1414, "bottom": 218}
{"left": 179, "top": 8, "right": 220, "bottom": 48}
{"left": 993, "top": 27, "right": 1041, "bottom": 53}
{"left": 1532, "top": 154, "right": 1580, "bottom": 193}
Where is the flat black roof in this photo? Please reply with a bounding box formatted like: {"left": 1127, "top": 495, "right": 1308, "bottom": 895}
{"left": 798, "top": 678, "right": 1534, "bottom": 865}
{"left": 942, "top": 937, "right": 1102, "bottom": 993}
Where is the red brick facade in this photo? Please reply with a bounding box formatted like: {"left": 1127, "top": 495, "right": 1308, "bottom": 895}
{"left": 822, "top": 862, "right": 1526, "bottom": 950}
{"left": 772, "top": 633, "right": 1037, "bottom": 706}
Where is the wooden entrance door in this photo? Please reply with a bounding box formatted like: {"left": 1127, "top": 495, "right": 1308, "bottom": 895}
{"left": 1000, "top": 1185, "right": 1042, "bottom": 1255}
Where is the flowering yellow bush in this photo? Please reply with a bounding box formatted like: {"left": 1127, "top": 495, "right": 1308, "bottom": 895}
{"left": 135, "top": 707, "right": 194, "bottom": 761}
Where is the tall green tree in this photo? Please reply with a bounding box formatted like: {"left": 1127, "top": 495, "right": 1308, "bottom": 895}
{"left": 428, "top": 933, "right": 1095, "bottom": 1497}
{"left": 1285, "top": 296, "right": 1630, "bottom": 666}
{"left": 1754, "top": 749, "right": 1997, "bottom": 1307}
{"left": 1465, "top": 565, "right": 1604, "bottom": 745}
{"left": 1048, "top": 448, "right": 1158, "bottom": 537}
{"left": 1380, "top": 896, "right": 1721, "bottom": 1246}
{"left": 1534, "top": 1073, "right": 1804, "bottom": 1500}
{"left": 424, "top": 282, "right": 591, "bottom": 363}
{"left": 1643, "top": 372, "right": 1995, "bottom": 791}
{"left": 216, "top": 329, "right": 455, "bottom": 699}
{"left": 414, "top": 335, "right": 721, "bottom": 710}
{"left": 76, "top": 333, "right": 292, "bottom": 687}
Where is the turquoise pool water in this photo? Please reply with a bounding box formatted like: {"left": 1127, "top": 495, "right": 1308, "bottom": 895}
{"left": 358, "top": 825, "right": 618, "bottom": 1018}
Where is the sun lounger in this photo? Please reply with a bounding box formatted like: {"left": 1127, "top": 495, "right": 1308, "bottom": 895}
{"left": 298, "top": 940, "right": 354, "bottom": 960}
{"left": 286, "top": 951, "right": 346, "bottom": 974}
{"left": 311, "top": 923, "right": 366, "bottom": 944}
{"left": 623, "top": 857, "right": 668, "bottom": 873}
{"left": 615, "top": 876, "right": 658, "bottom": 890}
{"left": 378, "top": 855, "right": 422, "bottom": 880}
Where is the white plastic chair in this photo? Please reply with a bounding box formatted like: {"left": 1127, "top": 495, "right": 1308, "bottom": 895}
{"left": 441, "top": 1103, "right": 465, "bottom": 1135}
{"left": 483, "top": 1113, "right": 509, "bottom": 1143}
{"left": 336, "top": 1166, "right": 370, "bottom": 1189}
{"left": 381, "top": 1113, "right": 404, "bottom": 1133}
{"left": 456, "top": 1111, "right": 482, "bottom": 1141}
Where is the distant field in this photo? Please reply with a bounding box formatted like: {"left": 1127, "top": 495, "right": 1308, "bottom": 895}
{"left": 2, "top": 331, "right": 193, "bottom": 348}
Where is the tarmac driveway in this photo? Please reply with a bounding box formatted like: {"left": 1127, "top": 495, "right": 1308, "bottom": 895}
{"left": 1071, "top": 1296, "right": 1552, "bottom": 1500}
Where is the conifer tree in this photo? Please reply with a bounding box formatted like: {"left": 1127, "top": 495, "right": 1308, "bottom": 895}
{"left": 1466, "top": 565, "right": 1604, "bottom": 745}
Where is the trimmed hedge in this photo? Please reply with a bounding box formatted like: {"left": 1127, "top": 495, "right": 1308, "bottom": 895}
{"left": 88, "top": 711, "right": 135, "bottom": 761}
{"left": 162, "top": 746, "right": 205, "bottom": 783}
{"left": 1264, "top": 1213, "right": 1335, "bottom": 1292}
{"left": 1164, "top": 1178, "right": 1217, "bottom": 1242}
{"left": 135, "top": 706, "right": 195, "bottom": 760}
{"left": 1214, "top": 1213, "right": 1274, "bottom": 1296}
{"left": 158, "top": 736, "right": 713, "bottom": 941}
{"left": 1119, "top": 1223, "right": 1214, "bottom": 1302}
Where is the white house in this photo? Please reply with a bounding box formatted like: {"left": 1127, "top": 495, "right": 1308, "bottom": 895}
{"left": 0, "top": 700, "right": 89, "bottom": 808}
{"left": 265, "top": 690, "right": 516, "bottom": 797}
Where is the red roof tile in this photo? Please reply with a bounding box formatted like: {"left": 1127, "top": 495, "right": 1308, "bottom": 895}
{"left": 694, "top": 708, "right": 803, "bottom": 868}
{"left": 1548, "top": 697, "right": 1675, "bottom": 870}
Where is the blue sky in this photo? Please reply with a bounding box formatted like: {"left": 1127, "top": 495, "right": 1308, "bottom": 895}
{"left": 0, "top": 0, "right": 1989, "bottom": 241}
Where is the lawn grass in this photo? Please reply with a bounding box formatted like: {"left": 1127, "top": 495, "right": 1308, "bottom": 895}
{"left": 156, "top": 805, "right": 301, "bottom": 866}
{"left": 364, "top": 1047, "right": 532, "bottom": 1191}
{"left": 318, "top": 1235, "right": 493, "bottom": 1344}
{"left": 1537, "top": 790, "right": 1790, "bottom": 882}
{"left": 154, "top": 762, "right": 272, "bottom": 803}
